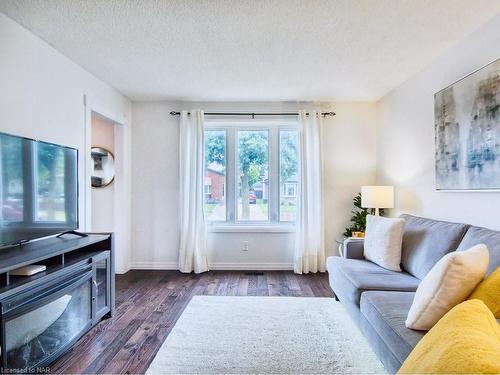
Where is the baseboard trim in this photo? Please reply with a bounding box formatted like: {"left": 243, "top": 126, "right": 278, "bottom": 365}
{"left": 209, "top": 262, "right": 294, "bottom": 271}
{"left": 130, "top": 262, "right": 178, "bottom": 270}
{"left": 130, "top": 262, "right": 294, "bottom": 271}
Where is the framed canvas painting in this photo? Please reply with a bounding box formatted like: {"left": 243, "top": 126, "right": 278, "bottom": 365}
{"left": 435, "top": 58, "right": 500, "bottom": 190}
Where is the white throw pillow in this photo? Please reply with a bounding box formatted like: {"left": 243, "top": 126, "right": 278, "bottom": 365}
{"left": 405, "top": 244, "right": 489, "bottom": 331}
{"left": 364, "top": 215, "right": 405, "bottom": 272}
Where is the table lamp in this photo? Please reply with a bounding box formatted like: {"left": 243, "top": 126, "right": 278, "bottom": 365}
{"left": 361, "top": 186, "right": 394, "bottom": 216}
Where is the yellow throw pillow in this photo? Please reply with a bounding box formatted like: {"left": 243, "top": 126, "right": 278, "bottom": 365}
{"left": 469, "top": 266, "right": 500, "bottom": 318}
{"left": 399, "top": 300, "right": 500, "bottom": 374}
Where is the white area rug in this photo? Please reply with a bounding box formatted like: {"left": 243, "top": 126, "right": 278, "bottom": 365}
{"left": 146, "top": 296, "right": 386, "bottom": 374}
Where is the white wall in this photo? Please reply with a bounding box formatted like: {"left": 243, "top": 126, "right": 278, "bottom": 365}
{"left": 131, "top": 101, "right": 377, "bottom": 269}
{"left": 0, "top": 13, "right": 132, "bottom": 272}
{"left": 376, "top": 14, "right": 500, "bottom": 229}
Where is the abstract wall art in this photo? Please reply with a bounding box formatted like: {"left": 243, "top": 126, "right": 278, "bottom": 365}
{"left": 435, "top": 58, "right": 500, "bottom": 190}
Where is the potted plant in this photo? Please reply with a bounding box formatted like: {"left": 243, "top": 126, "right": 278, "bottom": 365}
{"left": 343, "top": 193, "right": 384, "bottom": 238}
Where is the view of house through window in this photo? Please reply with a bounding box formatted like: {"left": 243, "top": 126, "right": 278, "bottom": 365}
{"left": 204, "top": 125, "right": 299, "bottom": 224}
{"left": 279, "top": 130, "right": 299, "bottom": 221}
{"left": 204, "top": 130, "right": 226, "bottom": 221}
{"left": 238, "top": 130, "right": 269, "bottom": 221}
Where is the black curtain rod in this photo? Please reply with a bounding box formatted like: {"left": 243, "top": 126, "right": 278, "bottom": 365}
{"left": 169, "top": 111, "right": 335, "bottom": 118}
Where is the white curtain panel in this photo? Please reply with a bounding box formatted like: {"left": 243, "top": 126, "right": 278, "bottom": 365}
{"left": 178, "top": 110, "right": 209, "bottom": 273}
{"left": 294, "top": 110, "right": 326, "bottom": 274}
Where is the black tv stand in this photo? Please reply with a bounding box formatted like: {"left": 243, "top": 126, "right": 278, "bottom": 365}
{"left": 0, "top": 233, "right": 114, "bottom": 371}
{"left": 56, "top": 230, "right": 89, "bottom": 238}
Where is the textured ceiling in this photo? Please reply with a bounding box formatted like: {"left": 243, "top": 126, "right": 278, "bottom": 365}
{"left": 1, "top": 0, "right": 500, "bottom": 101}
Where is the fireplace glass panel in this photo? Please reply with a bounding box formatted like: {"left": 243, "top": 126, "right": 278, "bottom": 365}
{"left": 5, "top": 279, "right": 91, "bottom": 370}
{"left": 95, "top": 256, "right": 109, "bottom": 315}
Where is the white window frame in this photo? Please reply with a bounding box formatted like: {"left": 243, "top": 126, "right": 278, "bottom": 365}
{"left": 204, "top": 119, "right": 299, "bottom": 232}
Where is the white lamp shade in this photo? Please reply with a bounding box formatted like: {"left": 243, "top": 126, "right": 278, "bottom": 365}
{"left": 361, "top": 186, "right": 394, "bottom": 209}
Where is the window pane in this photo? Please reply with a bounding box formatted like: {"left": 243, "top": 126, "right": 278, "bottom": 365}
{"left": 237, "top": 130, "right": 269, "bottom": 221}
{"left": 204, "top": 130, "right": 226, "bottom": 221}
{"left": 36, "top": 142, "right": 66, "bottom": 221}
{"left": 280, "top": 130, "right": 299, "bottom": 222}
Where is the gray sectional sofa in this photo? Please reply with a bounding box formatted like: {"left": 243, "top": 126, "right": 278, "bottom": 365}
{"left": 327, "top": 214, "right": 500, "bottom": 373}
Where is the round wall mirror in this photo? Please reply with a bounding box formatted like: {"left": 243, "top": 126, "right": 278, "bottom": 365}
{"left": 91, "top": 147, "right": 115, "bottom": 188}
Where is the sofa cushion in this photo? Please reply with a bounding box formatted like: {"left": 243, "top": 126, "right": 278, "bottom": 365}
{"left": 400, "top": 214, "right": 469, "bottom": 279}
{"left": 360, "top": 291, "right": 425, "bottom": 364}
{"left": 457, "top": 225, "right": 500, "bottom": 276}
{"left": 326, "top": 256, "right": 420, "bottom": 307}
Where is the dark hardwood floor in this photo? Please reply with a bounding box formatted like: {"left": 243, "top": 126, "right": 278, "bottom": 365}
{"left": 49, "top": 270, "right": 333, "bottom": 374}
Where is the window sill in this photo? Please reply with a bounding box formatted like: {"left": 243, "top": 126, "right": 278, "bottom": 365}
{"left": 208, "top": 224, "right": 296, "bottom": 233}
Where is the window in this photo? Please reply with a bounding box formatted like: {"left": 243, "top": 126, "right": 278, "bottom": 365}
{"left": 237, "top": 130, "right": 269, "bottom": 221}
{"left": 204, "top": 123, "right": 299, "bottom": 224}
{"left": 279, "top": 130, "right": 299, "bottom": 222}
{"left": 204, "top": 130, "right": 226, "bottom": 221}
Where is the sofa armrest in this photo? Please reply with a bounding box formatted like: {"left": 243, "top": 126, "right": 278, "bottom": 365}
{"left": 343, "top": 238, "right": 365, "bottom": 259}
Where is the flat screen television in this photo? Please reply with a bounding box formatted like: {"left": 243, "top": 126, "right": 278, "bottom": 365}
{"left": 0, "top": 132, "right": 78, "bottom": 247}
